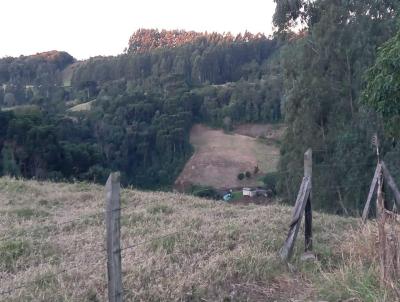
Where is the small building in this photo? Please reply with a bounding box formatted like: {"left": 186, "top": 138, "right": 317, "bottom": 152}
{"left": 243, "top": 187, "right": 256, "bottom": 197}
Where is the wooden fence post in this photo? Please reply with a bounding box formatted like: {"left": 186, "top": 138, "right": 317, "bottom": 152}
{"left": 376, "top": 164, "right": 388, "bottom": 283}
{"left": 381, "top": 161, "right": 400, "bottom": 209}
{"left": 304, "top": 149, "right": 312, "bottom": 252}
{"left": 279, "top": 177, "right": 311, "bottom": 261}
{"left": 362, "top": 164, "right": 381, "bottom": 222}
{"left": 106, "top": 172, "right": 123, "bottom": 302}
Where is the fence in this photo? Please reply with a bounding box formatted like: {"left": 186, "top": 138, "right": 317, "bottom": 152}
{"left": 1, "top": 144, "right": 400, "bottom": 300}
{"left": 279, "top": 144, "right": 400, "bottom": 292}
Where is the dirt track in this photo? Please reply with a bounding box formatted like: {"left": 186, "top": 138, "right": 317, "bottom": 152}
{"left": 175, "top": 124, "right": 281, "bottom": 191}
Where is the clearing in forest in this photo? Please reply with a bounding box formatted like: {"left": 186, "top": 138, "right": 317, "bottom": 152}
{"left": 175, "top": 123, "right": 283, "bottom": 190}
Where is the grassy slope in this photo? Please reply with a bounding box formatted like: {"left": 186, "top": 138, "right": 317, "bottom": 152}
{"left": 0, "top": 177, "right": 394, "bottom": 301}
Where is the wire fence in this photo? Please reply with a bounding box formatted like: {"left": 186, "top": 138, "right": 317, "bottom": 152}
{"left": 0, "top": 149, "right": 397, "bottom": 300}
{"left": 0, "top": 208, "right": 255, "bottom": 299}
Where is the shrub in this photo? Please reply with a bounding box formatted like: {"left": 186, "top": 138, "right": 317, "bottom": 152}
{"left": 191, "top": 185, "right": 220, "bottom": 200}
{"left": 245, "top": 171, "right": 251, "bottom": 178}
{"left": 262, "top": 172, "right": 278, "bottom": 194}
{"left": 237, "top": 173, "right": 245, "bottom": 180}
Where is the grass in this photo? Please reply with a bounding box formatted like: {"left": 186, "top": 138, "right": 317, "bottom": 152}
{"left": 230, "top": 191, "right": 243, "bottom": 201}
{"left": 0, "top": 176, "right": 398, "bottom": 301}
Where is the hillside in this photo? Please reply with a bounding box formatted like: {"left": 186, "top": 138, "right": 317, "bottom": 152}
{"left": 0, "top": 177, "right": 393, "bottom": 301}
{"left": 0, "top": 28, "right": 282, "bottom": 191}
{"left": 175, "top": 124, "right": 282, "bottom": 190}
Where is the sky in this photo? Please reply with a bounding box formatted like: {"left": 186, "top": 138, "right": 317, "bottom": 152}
{"left": 0, "top": 0, "right": 276, "bottom": 60}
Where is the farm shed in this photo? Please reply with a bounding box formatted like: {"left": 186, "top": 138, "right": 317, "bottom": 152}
{"left": 243, "top": 187, "right": 256, "bottom": 197}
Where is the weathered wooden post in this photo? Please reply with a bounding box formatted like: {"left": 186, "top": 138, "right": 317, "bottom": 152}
{"left": 304, "top": 149, "right": 312, "bottom": 252}
{"left": 376, "top": 164, "right": 388, "bottom": 283}
{"left": 362, "top": 164, "right": 381, "bottom": 222}
{"left": 279, "top": 149, "right": 313, "bottom": 261}
{"left": 106, "top": 172, "right": 123, "bottom": 302}
{"left": 381, "top": 161, "right": 400, "bottom": 209}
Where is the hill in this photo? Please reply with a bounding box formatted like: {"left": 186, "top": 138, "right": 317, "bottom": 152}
{"left": 0, "top": 177, "right": 392, "bottom": 301}
{"left": 0, "top": 28, "right": 282, "bottom": 192}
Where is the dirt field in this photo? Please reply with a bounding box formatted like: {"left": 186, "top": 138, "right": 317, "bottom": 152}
{"left": 175, "top": 124, "right": 282, "bottom": 190}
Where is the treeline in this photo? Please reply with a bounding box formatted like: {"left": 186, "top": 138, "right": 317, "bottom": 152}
{"left": 0, "top": 51, "right": 74, "bottom": 85}
{"left": 71, "top": 33, "right": 276, "bottom": 86}
{"left": 274, "top": 0, "right": 400, "bottom": 214}
{"left": 127, "top": 28, "right": 269, "bottom": 54}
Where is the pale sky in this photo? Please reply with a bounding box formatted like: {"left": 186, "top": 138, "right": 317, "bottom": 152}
{"left": 0, "top": 0, "right": 276, "bottom": 60}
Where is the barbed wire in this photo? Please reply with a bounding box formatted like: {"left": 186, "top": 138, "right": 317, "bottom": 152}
{"left": 0, "top": 254, "right": 106, "bottom": 296}
{"left": 0, "top": 203, "right": 138, "bottom": 243}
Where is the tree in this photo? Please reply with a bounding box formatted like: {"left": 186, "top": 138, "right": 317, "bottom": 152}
{"left": 274, "top": 0, "right": 400, "bottom": 213}
{"left": 3, "top": 93, "right": 16, "bottom": 107}
{"left": 1, "top": 145, "right": 20, "bottom": 176}
{"left": 363, "top": 31, "right": 400, "bottom": 138}
{"left": 237, "top": 173, "right": 245, "bottom": 180}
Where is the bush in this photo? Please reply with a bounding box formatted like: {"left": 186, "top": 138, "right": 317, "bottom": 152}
{"left": 245, "top": 171, "right": 251, "bottom": 178}
{"left": 262, "top": 172, "right": 278, "bottom": 194}
{"left": 237, "top": 173, "right": 245, "bottom": 180}
{"left": 191, "top": 185, "right": 221, "bottom": 200}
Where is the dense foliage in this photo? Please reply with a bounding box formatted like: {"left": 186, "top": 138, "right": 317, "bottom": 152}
{"left": 363, "top": 31, "right": 400, "bottom": 138}
{"left": 274, "top": 0, "right": 400, "bottom": 214}
{"left": 0, "top": 109, "right": 107, "bottom": 182}
{"left": 0, "top": 51, "right": 74, "bottom": 111}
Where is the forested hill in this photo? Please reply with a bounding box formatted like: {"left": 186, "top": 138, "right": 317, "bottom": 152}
{"left": 0, "top": 30, "right": 283, "bottom": 191}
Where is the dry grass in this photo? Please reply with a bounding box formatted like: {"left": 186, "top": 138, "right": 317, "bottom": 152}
{"left": 175, "top": 124, "right": 281, "bottom": 190}
{"left": 0, "top": 177, "right": 396, "bottom": 301}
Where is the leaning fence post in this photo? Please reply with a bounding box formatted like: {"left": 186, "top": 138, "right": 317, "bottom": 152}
{"left": 304, "top": 149, "right": 312, "bottom": 252}
{"left": 376, "top": 164, "right": 388, "bottom": 283}
{"left": 106, "top": 172, "right": 123, "bottom": 302}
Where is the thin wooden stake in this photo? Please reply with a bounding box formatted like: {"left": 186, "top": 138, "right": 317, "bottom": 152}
{"left": 377, "top": 165, "right": 388, "bottom": 283}
{"left": 381, "top": 161, "right": 400, "bottom": 209}
{"left": 280, "top": 177, "right": 311, "bottom": 261}
{"left": 304, "top": 149, "right": 312, "bottom": 252}
{"left": 362, "top": 164, "right": 381, "bottom": 222}
{"left": 106, "top": 172, "right": 123, "bottom": 302}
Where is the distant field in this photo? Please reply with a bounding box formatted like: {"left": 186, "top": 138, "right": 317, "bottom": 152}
{"left": 175, "top": 124, "right": 283, "bottom": 190}
{"left": 0, "top": 177, "right": 387, "bottom": 301}
{"left": 67, "top": 100, "right": 95, "bottom": 112}
{"left": 1, "top": 105, "right": 39, "bottom": 112}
